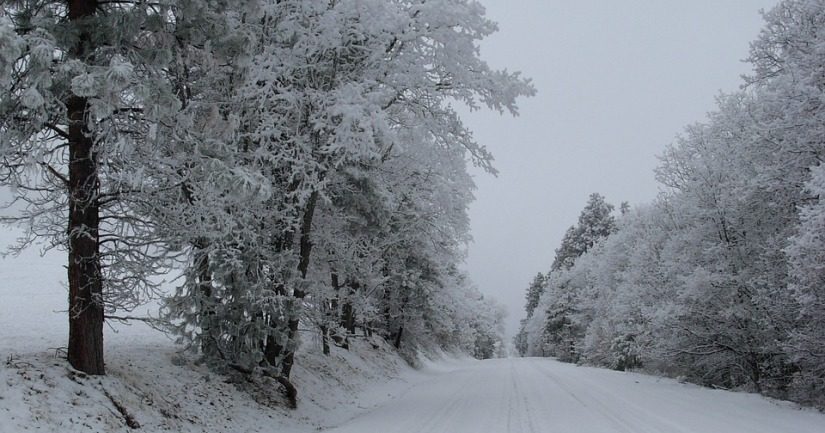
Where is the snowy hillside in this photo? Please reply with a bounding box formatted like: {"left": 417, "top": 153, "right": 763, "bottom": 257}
{"left": 0, "top": 226, "right": 413, "bottom": 432}
{"left": 1, "top": 335, "right": 422, "bottom": 432}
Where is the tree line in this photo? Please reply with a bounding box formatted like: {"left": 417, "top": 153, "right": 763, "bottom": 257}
{"left": 0, "top": 0, "right": 529, "bottom": 400}
{"left": 515, "top": 0, "right": 825, "bottom": 409}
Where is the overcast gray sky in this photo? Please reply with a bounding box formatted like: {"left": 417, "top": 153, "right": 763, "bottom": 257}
{"left": 462, "top": 0, "right": 780, "bottom": 338}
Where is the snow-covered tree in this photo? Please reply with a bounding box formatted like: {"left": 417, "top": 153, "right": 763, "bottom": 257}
{"left": 0, "top": 0, "right": 228, "bottom": 375}
{"left": 156, "top": 0, "right": 534, "bottom": 384}
{"left": 786, "top": 164, "right": 825, "bottom": 406}
{"left": 551, "top": 193, "right": 616, "bottom": 272}
{"left": 514, "top": 0, "right": 825, "bottom": 408}
{"left": 524, "top": 272, "right": 547, "bottom": 318}
{"left": 531, "top": 193, "right": 617, "bottom": 360}
{"left": 514, "top": 272, "right": 546, "bottom": 356}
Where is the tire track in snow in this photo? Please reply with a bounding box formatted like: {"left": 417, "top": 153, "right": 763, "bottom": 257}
{"left": 570, "top": 368, "right": 695, "bottom": 433}
{"left": 508, "top": 359, "right": 538, "bottom": 433}
{"left": 529, "top": 361, "right": 635, "bottom": 433}
{"left": 320, "top": 358, "right": 825, "bottom": 433}
{"left": 414, "top": 377, "right": 471, "bottom": 433}
{"left": 529, "top": 361, "right": 692, "bottom": 433}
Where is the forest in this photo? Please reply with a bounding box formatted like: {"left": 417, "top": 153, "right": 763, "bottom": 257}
{"left": 515, "top": 0, "right": 825, "bottom": 409}
{"left": 3, "top": 0, "right": 825, "bottom": 429}
{"left": 0, "top": 0, "right": 532, "bottom": 403}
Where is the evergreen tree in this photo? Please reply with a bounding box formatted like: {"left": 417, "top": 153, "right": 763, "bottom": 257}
{"left": 516, "top": 193, "right": 616, "bottom": 358}
{"left": 0, "top": 0, "right": 533, "bottom": 400}
{"left": 540, "top": 193, "right": 616, "bottom": 360}
{"left": 157, "top": 0, "right": 534, "bottom": 383}
{"left": 0, "top": 0, "right": 218, "bottom": 375}
{"left": 514, "top": 272, "right": 546, "bottom": 356}
{"left": 551, "top": 193, "right": 616, "bottom": 271}
{"left": 524, "top": 272, "right": 546, "bottom": 318}
{"left": 518, "top": 0, "right": 825, "bottom": 408}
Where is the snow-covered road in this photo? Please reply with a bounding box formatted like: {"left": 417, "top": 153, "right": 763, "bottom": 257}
{"left": 2, "top": 223, "right": 824, "bottom": 433}
{"left": 323, "top": 357, "right": 825, "bottom": 433}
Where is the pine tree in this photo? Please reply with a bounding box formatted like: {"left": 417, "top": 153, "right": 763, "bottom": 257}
{"left": 551, "top": 193, "right": 616, "bottom": 271}
{"left": 524, "top": 272, "right": 546, "bottom": 318}
{"left": 157, "top": 0, "right": 534, "bottom": 383}
{"left": 0, "top": 0, "right": 198, "bottom": 375}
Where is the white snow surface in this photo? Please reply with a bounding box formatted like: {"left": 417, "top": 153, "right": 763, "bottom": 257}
{"left": 0, "top": 227, "right": 426, "bottom": 433}
{"left": 2, "top": 228, "right": 825, "bottom": 432}
{"left": 328, "top": 358, "right": 825, "bottom": 433}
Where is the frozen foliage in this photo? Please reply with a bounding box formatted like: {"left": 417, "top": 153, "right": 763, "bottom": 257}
{"left": 551, "top": 193, "right": 616, "bottom": 272}
{"left": 786, "top": 163, "right": 825, "bottom": 406}
{"left": 0, "top": 0, "right": 530, "bottom": 397}
{"left": 4, "top": 227, "right": 824, "bottom": 433}
{"left": 0, "top": 0, "right": 210, "bottom": 374}
{"left": 517, "top": 0, "right": 825, "bottom": 409}
{"left": 155, "top": 0, "right": 530, "bottom": 379}
{"left": 516, "top": 193, "right": 618, "bottom": 361}
{"left": 0, "top": 16, "right": 23, "bottom": 87}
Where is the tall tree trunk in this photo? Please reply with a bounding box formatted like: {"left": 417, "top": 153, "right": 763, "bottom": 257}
{"left": 341, "top": 302, "right": 354, "bottom": 334}
{"left": 320, "top": 323, "right": 330, "bottom": 355}
{"left": 281, "top": 191, "right": 318, "bottom": 378}
{"left": 341, "top": 279, "right": 357, "bottom": 337}
{"left": 67, "top": 0, "right": 104, "bottom": 376}
{"left": 264, "top": 280, "right": 286, "bottom": 368}
{"left": 393, "top": 325, "right": 404, "bottom": 350}
{"left": 328, "top": 272, "right": 348, "bottom": 350}
{"left": 193, "top": 241, "right": 217, "bottom": 358}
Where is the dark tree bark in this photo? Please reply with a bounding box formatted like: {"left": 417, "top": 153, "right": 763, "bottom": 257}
{"left": 328, "top": 272, "right": 348, "bottom": 350}
{"left": 194, "top": 241, "right": 218, "bottom": 358}
{"left": 340, "top": 279, "right": 358, "bottom": 337}
{"left": 281, "top": 191, "right": 319, "bottom": 378}
{"left": 181, "top": 179, "right": 218, "bottom": 359}
{"left": 393, "top": 325, "right": 404, "bottom": 350}
{"left": 320, "top": 323, "right": 331, "bottom": 355}
{"left": 389, "top": 293, "right": 409, "bottom": 350}
{"left": 263, "top": 272, "right": 287, "bottom": 368}
{"left": 66, "top": 0, "right": 104, "bottom": 375}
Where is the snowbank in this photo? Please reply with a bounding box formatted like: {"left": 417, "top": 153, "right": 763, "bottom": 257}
{"left": 0, "top": 228, "right": 428, "bottom": 433}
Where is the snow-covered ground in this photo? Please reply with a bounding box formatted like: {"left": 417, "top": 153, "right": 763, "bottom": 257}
{"left": 2, "top": 227, "right": 825, "bottom": 433}
{"left": 1, "top": 333, "right": 425, "bottom": 432}
{"left": 0, "top": 227, "right": 429, "bottom": 432}
{"left": 327, "top": 358, "right": 825, "bottom": 433}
